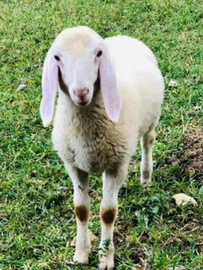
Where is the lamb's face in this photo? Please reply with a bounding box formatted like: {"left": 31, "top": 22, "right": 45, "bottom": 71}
{"left": 54, "top": 31, "right": 103, "bottom": 107}
{"left": 41, "top": 26, "right": 121, "bottom": 127}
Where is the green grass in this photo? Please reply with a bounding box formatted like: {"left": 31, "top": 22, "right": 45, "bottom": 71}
{"left": 0, "top": 0, "right": 203, "bottom": 269}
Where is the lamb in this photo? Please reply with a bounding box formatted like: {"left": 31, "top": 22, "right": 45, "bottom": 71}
{"left": 40, "top": 26, "right": 164, "bottom": 270}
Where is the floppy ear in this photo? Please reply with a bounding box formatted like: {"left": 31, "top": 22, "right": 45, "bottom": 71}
{"left": 99, "top": 48, "right": 122, "bottom": 122}
{"left": 40, "top": 48, "right": 58, "bottom": 127}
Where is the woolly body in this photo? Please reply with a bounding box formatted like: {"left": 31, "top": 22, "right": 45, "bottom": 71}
{"left": 52, "top": 34, "right": 164, "bottom": 173}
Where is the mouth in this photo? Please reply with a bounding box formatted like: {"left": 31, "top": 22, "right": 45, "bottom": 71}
{"left": 74, "top": 99, "right": 91, "bottom": 107}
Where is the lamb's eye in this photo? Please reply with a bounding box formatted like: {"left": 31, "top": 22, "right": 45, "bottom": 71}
{"left": 54, "top": 55, "right": 60, "bottom": 61}
{"left": 96, "top": 50, "right": 102, "bottom": 57}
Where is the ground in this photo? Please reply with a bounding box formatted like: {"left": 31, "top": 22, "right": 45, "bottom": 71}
{"left": 0, "top": 0, "right": 203, "bottom": 269}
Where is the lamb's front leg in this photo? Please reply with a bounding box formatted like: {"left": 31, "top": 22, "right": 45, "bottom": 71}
{"left": 99, "top": 163, "right": 129, "bottom": 270}
{"left": 65, "top": 164, "right": 91, "bottom": 264}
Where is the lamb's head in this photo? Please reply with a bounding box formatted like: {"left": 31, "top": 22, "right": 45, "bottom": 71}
{"left": 40, "top": 26, "right": 122, "bottom": 127}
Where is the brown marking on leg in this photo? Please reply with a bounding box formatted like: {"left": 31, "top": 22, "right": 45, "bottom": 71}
{"left": 143, "top": 170, "right": 150, "bottom": 179}
{"left": 149, "top": 138, "right": 154, "bottom": 145}
{"left": 75, "top": 205, "right": 89, "bottom": 222}
{"left": 101, "top": 208, "right": 117, "bottom": 225}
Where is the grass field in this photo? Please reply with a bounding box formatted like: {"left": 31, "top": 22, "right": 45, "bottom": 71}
{"left": 0, "top": 0, "right": 203, "bottom": 269}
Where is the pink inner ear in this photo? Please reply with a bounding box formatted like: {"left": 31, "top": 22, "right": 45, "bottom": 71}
{"left": 99, "top": 49, "right": 122, "bottom": 122}
{"left": 40, "top": 50, "right": 58, "bottom": 127}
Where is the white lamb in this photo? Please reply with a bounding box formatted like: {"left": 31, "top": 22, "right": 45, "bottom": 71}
{"left": 40, "top": 26, "right": 164, "bottom": 270}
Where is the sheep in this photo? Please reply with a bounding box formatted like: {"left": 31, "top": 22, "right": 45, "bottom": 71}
{"left": 40, "top": 26, "right": 164, "bottom": 270}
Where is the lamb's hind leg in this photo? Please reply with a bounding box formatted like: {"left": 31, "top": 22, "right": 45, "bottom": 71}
{"left": 64, "top": 163, "right": 91, "bottom": 264}
{"left": 140, "top": 129, "right": 156, "bottom": 186}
